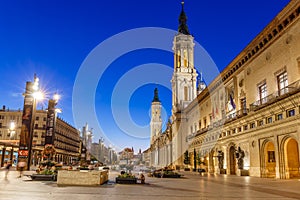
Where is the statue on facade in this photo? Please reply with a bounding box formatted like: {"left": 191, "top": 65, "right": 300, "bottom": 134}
{"left": 217, "top": 150, "right": 224, "bottom": 169}
{"left": 235, "top": 147, "right": 245, "bottom": 170}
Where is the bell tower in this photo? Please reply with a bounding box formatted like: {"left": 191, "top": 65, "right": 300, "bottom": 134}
{"left": 150, "top": 88, "right": 162, "bottom": 144}
{"left": 171, "top": 1, "right": 198, "bottom": 114}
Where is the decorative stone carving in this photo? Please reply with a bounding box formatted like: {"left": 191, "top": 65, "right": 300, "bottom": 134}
{"left": 235, "top": 147, "right": 245, "bottom": 170}
{"left": 217, "top": 150, "right": 224, "bottom": 170}
{"left": 266, "top": 52, "right": 271, "bottom": 61}
{"left": 246, "top": 68, "right": 251, "bottom": 75}
{"left": 286, "top": 34, "right": 292, "bottom": 44}
{"left": 239, "top": 79, "right": 244, "bottom": 87}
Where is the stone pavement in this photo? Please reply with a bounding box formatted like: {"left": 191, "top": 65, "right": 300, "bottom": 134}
{"left": 1, "top": 169, "right": 300, "bottom": 200}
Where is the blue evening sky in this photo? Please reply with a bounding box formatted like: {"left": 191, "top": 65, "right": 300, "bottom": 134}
{"left": 0, "top": 0, "right": 290, "bottom": 152}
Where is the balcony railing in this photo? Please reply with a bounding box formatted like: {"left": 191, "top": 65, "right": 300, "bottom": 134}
{"left": 250, "top": 79, "right": 300, "bottom": 111}
{"left": 224, "top": 108, "right": 249, "bottom": 124}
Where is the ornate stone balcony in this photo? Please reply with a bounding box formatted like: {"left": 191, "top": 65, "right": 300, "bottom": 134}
{"left": 250, "top": 79, "right": 300, "bottom": 111}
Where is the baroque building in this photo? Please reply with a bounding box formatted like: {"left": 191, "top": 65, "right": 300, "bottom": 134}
{"left": 150, "top": 1, "right": 300, "bottom": 179}
{"left": 0, "top": 107, "right": 81, "bottom": 166}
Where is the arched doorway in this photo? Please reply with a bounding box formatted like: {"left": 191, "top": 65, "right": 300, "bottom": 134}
{"left": 229, "top": 146, "right": 236, "bottom": 175}
{"left": 285, "top": 138, "right": 300, "bottom": 178}
{"left": 262, "top": 141, "right": 276, "bottom": 178}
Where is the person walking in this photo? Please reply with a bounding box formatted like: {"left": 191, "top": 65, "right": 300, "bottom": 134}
{"left": 17, "top": 161, "right": 26, "bottom": 178}
{"left": 4, "top": 160, "right": 12, "bottom": 179}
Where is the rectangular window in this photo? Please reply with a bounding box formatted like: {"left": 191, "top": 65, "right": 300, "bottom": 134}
{"left": 0, "top": 123, "right": 2, "bottom": 128}
{"left": 267, "top": 117, "right": 273, "bottom": 124}
{"left": 244, "top": 125, "right": 248, "bottom": 131}
{"left": 277, "top": 71, "right": 288, "bottom": 96}
{"left": 43, "top": 117, "right": 47, "bottom": 121}
{"left": 238, "top": 127, "right": 242, "bottom": 132}
{"left": 199, "top": 121, "right": 201, "bottom": 129}
{"left": 184, "top": 49, "right": 188, "bottom": 67}
{"left": 268, "top": 151, "right": 275, "bottom": 162}
{"left": 258, "top": 120, "right": 263, "bottom": 126}
{"left": 36, "top": 116, "right": 39, "bottom": 121}
{"left": 250, "top": 123, "right": 255, "bottom": 129}
{"left": 287, "top": 109, "right": 295, "bottom": 117}
{"left": 204, "top": 118, "right": 207, "bottom": 128}
{"left": 240, "top": 98, "right": 247, "bottom": 113}
{"left": 184, "top": 87, "right": 188, "bottom": 101}
{"left": 276, "top": 113, "right": 283, "bottom": 121}
{"left": 258, "top": 83, "right": 267, "bottom": 104}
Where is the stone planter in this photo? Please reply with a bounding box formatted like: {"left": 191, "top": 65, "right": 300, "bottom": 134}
{"left": 31, "top": 174, "right": 57, "bottom": 181}
{"left": 115, "top": 177, "right": 137, "bottom": 184}
{"left": 57, "top": 170, "right": 108, "bottom": 186}
{"left": 163, "top": 174, "right": 181, "bottom": 178}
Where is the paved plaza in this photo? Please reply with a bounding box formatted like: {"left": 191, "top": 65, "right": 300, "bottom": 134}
{"left": 1, "top": 169, "right": 300, "bottom": 200}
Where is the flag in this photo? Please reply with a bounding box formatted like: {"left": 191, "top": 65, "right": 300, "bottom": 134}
{"left": 229, "top": 94, "right": 236, "bottom": 110}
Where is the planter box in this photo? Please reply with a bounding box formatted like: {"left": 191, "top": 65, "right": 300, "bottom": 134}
{"left": 57, "top": 170, "right": 108, "bottom": 186}
{"left": 163, "top": 174, "right": 181, "bottom": 178}
{"left": 31, "top": 174, "right": 57, "bottom": 181}
{"left": 115, "top": 177, "right": 137, "bottom": 184}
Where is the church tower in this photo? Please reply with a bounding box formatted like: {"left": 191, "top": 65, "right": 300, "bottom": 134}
{"left": 171, "top": 1, "right": 198, "bottom": 114}
{"left": 150, "top": 88, "right": 162, "bottom": 144}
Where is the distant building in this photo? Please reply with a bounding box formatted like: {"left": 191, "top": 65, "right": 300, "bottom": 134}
{"left": 142, "top": 148, "right": 151, "bottom": 167}
{"left": 119, "top": 147, "right": 134, "bottom": 165}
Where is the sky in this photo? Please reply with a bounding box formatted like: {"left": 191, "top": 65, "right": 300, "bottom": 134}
{"left": 0, "top": 0, "right": 290, "bottom": 152}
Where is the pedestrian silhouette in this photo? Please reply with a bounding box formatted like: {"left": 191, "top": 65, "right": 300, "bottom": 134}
{"left": 4, "top": 160, "right": 12, "bottom": 179}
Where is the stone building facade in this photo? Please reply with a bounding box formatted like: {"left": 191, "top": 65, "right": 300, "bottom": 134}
{"left": 150, "top": 1, "right": 300, "bottom": 179}
{"left": 0, "top": 107, "right": 81, "bottom": 165}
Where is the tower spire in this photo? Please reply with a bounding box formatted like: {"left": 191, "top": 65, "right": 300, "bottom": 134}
{"left": 178, "top": 1, "right": 190, "bottom": 35}
{"left": 152, "top": 88, "right": 160, "bottom": 102}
